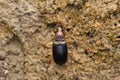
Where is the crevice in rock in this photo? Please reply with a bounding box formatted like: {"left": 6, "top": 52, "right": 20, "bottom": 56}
{"left": 116, "top": 35, "right": 120, "bottom": 38}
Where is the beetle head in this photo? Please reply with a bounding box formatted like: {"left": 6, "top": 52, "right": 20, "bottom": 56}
{"left": 55, "top": 27, "right": 64, "bottom": 41}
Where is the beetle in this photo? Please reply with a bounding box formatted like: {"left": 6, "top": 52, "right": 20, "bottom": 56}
{"left": 52, "top": 27, "right": 68, "bottom": 65}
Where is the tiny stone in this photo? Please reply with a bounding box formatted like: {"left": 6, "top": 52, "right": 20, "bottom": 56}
{"left": 0, "top": 68, "right": 5, "bottom": 77}
{"left": 75, "top": 77, "right": 80, "bottom": 80}
{"left": 0, "top": 77, "right": 6, "bottom": 80}
{"left": 0, "top": 51, "right": 7, "bottom": 60}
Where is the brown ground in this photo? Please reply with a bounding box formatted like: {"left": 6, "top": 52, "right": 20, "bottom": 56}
{"left": 0, "top": 0, "right": 120, "bottom": 80}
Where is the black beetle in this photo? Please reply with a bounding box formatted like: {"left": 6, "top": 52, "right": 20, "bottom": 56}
{"left": 52, "top": 27, "right": 68, "bottom": 65}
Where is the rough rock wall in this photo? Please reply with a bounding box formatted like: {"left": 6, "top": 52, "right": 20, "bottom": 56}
{"left": 0, "top": 0, "right": 120, "bottom": 80}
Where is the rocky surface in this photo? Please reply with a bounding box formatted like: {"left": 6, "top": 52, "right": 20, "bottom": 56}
{"left": 0, "top": 0, "right": 120, "bottom": 80}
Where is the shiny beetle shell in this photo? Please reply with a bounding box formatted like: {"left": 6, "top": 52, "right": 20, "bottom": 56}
{"left": 52, "top": 42, "right": 68, "bottom": 65}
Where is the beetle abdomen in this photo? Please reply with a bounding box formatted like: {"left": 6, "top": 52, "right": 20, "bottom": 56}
{"left": 52, "top": 42, "right": 68, "bottom": 65}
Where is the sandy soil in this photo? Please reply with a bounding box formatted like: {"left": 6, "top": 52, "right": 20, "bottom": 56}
{"left": 0, "top": 0, "right": 120, "bottom": 80}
